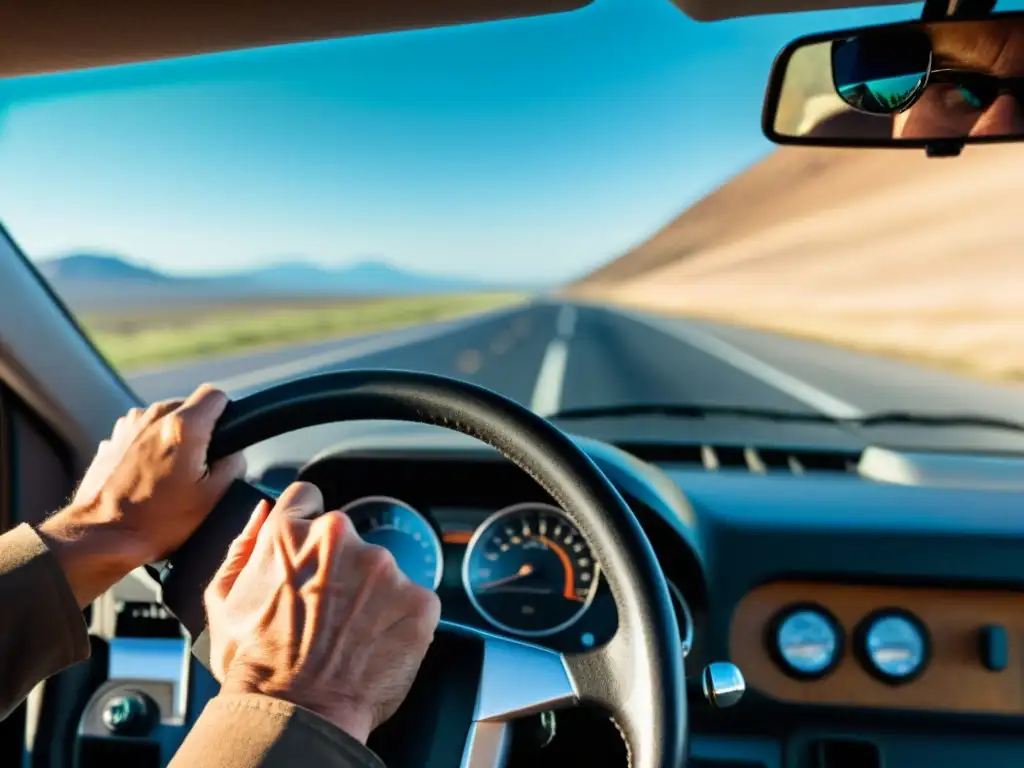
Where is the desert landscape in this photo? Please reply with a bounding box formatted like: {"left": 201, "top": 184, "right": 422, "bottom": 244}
{"left": 569, "top": 141, "right": 1024, "bottom": 383}
{"left": 37, "top": 254, "right": 524, "bottom": 370}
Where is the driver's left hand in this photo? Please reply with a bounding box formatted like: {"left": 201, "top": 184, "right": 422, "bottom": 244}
{"left": 37, "top": 384, "right": 246, "bottom": 607}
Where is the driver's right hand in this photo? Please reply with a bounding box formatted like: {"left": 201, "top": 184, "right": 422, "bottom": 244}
{"left": 204, "top": 481, "right": 442, "bottom": 744}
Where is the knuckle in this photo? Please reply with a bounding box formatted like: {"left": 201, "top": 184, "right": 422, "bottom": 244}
{"left": 266, "top": 508, "right": 296, "bottom": 536}
{"left": 276, "top": 481, "right": 324, "bottom": 520}
{"left": 406, "top": 587, "right": 441, "bottom": 634}
{"left": 160, "top": 412, "right": 188, "bottom": 444}
{"left": 148, "top": 399, "right": 180, "bottom": 418}
{"left": 312, "top": 509, "right": 351, "bottom": 542}
{"left": 203, "top": 582, "right": 220, "bottom": 608}
{"left": 357, "top": 542, "right": 397, "bottom": 576}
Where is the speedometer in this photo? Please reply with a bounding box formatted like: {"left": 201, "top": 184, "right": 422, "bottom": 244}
{"left": 338, "top": 496, "right": 443, "bottom": 591}
{"left": 463, "top": 502, "right": 600, "bottom": 637}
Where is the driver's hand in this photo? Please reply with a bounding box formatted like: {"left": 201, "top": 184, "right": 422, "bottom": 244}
{"left": 204, "top": 482, "right": 441, "bottom": 745}
{"left": 37, "top": 384, "right": 245, "bottom": 607}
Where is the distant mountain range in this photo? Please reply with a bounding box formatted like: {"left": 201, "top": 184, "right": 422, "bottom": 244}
{"left": 36, "top": 253, "right": 519, "bottom": 312}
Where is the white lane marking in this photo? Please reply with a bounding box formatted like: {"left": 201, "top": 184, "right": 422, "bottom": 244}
{"left": 556, "top": 305, "right": 577, "bottom": 337}
{"left": 531, "top": 339, "right": 569, "bottom": 417}
{"left": 213, "top": 307, "right": 520, "bottom": 393}
{"left": 623, "top": 310, "right": 865, "bottom": 420}
{"left": 530, "top": 304, "right": 576, "bottom": 416}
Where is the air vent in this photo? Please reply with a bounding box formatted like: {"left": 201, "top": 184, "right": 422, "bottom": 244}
{"left": 616, "top": 443, "right": 860, "bottom": 476}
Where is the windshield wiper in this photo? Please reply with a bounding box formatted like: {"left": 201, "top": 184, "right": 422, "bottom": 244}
{"left": 854, "top": 411, "right": 1024, "bottom": 433}
{"left": 547, "top": 403, "right": 838, "bottom": 424}
{"left": 547, "top": 403, "right": 1024, "bottom": 434}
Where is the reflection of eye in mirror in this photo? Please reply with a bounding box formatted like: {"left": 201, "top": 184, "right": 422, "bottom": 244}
{"left": 764, "top": 14, "right": 1024, "bottom": 148}
{"left": 831, "top": 31, "right": 932, "bottom": 115}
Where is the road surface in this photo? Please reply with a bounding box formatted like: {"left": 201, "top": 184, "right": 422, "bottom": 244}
{"left": 126, "top": 300, "right": 1024, "bottom": 447}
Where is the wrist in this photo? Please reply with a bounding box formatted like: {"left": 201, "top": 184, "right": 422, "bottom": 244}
{"left": 36, "top": 500, "right": 142, "bottom": 608}
{"left": 219, "top": 678, "right": 373, "bottom": 744}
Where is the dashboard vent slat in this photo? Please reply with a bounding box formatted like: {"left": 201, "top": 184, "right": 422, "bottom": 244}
{"left": 743, "top": 448, "right": 767, "bottom": 474}
{"left": 701, "top": 445, "right": 719, "bottom": 471}
{"left": 614, "top": 442, "right": 860, "bottom": 477}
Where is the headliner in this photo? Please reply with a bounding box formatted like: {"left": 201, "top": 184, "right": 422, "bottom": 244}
{"left": 0, "top": 0, "right": 920, "bottom": 79}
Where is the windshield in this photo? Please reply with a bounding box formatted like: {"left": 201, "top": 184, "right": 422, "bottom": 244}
{"left": 5, "top": 0, "right": 1024, "bottom": 448}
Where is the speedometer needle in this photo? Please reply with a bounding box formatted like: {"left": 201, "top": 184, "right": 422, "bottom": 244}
{"left": 477, "top": 563, "right": 534, "bottom": 590}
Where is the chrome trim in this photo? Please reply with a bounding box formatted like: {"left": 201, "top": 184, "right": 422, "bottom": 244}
{"left": 440, "top": 621, "right": 579, "bottom": 768}
{"left": 474, "top": 633, "right": 578, "bottom": 722}
{"left": 460, "top": 722, "right": 511, "bottom": 768}
{"left": 461, "top": 502, "right": 601, "bottom": 638}
{"left": 438, "top": 620, "right": 579, "bottom": 722}
{"left": 338, "top": 495, "right": 444, "bottom": 591}
{"left": 666, "top": 579, "right": 695, "bottom": 658}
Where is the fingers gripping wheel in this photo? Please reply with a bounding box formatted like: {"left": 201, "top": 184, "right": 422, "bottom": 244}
{"left": 153, "top": 370, "right": 686, "bottom": 768}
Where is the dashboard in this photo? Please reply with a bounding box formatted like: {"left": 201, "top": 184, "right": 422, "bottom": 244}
{"left": 236, "top": 421, "right": 1024, "bottom": 768}
{"left": 295, "top": 451, "right": 702, "bottom": 660}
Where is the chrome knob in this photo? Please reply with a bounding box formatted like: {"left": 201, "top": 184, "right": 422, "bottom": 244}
{"left": 101, "top": 691, "right": 156, "bottom": 736}
{"left": 701, "top": 662, "right": 746, "bottom": 709}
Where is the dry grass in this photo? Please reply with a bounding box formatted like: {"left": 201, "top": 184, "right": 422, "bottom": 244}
{"left": 571, "top": 140, "right": 1024, "bottom": 387}
{"left": 81, "top": 292, "right": 524, "bottom": 371}
{"left": 574, "top": 285, "right": 1024, "bottom": 383}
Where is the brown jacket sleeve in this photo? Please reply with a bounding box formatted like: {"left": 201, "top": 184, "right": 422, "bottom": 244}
{"left": 0, "top": 523, "right": 91, "bottom": 720}
{"left": 0, "top": 522, "right": 386, "bottom": 768}
{"left": 169, "top": 694, "right": 386, "bottom": 768}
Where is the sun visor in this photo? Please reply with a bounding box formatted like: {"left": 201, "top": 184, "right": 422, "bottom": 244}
{"left": 0, "top": 0, "right": 592, "bottom": 78}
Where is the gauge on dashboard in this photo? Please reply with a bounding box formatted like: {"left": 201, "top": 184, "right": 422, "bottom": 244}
{"left": 463, "top": 502, "right": 600, "bottom": 638}
{"left": 770, "top": 604, "right": 843, "bottom": 679}
{"left": 338, "top": 496, "right": 443, "bottom": 591}
{"left": 856, "top": 608, "right": 929, "bottom": 684}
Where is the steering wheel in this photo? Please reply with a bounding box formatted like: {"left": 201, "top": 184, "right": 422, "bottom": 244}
{"left": 150, "top": 370, "right": 685, "bottom": 768}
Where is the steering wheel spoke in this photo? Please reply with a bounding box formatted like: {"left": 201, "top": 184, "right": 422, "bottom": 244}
{"left": 438, "top": 621, "right": 578, "bottom": 767}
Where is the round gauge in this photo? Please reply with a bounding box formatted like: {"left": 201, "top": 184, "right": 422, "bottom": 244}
{"left": 859, "top": 609, "right": 929, "bottom": 683}
{"left": 666, "top": 580, "right": 694, "bottom": 658}
{"left": 772, "top": 605, "right": 842, "bottom": 678}
{"left": 338, "top": 496, "right": 443, "bottom": 591}
{"left": 463, "top": 503, "right": 600, "bottom": 638}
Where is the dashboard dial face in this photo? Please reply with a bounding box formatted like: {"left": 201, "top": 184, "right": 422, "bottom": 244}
{"left": 775, "top": 607, "right": 840, "bottom": 677}
{"left": 338, "top": 496, "right": 443, "bottom": 591}
{"left": 463, "top": 503, "right": 600, "bottom": 637}
{"left": 862, "top": 611, "right": 927, "bottom": 681}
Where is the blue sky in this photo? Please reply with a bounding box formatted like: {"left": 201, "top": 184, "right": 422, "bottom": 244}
{"left": 0, "top": 0, "right": 920, "bottom": 282}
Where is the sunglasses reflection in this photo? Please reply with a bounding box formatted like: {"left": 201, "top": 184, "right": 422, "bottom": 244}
{"left": 781, "top": 17, "right": 1024, "bottom": 142}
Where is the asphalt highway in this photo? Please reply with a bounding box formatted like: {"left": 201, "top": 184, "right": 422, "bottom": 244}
{"left": 127, "top": 300, "right": 1024, "bottom": 435}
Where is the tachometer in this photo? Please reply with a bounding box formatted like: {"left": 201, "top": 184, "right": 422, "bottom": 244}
{"left": 338, "top": 496, "right": 443, "bottom": 591}
{"left": 463, "top": 502, "right": 600, "bottom": 637}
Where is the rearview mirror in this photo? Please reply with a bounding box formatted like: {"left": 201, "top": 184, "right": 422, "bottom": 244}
{"left": 763, "top": 13, "right": 1024, "bottom": 151}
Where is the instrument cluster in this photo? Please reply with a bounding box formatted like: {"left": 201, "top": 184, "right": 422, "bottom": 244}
{"left": 339, "top": 495, "right": 695, "bottom": 654}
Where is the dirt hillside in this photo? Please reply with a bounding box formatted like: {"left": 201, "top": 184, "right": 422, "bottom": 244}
{"left": 570, "top": 143, "right": 1024, "bottom": 381}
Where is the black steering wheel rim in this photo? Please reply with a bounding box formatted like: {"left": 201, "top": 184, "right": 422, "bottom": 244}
{"left": 154, "top": 369, "right": 685, "bottom": 768}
